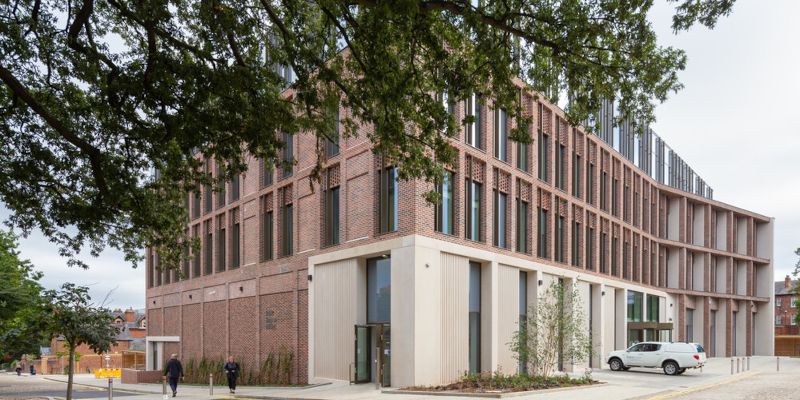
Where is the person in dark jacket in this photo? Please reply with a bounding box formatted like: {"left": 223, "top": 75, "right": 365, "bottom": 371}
{"left": 163, "top": 354, "right": 183, "bottom": 397}
{"left": 223, "top": 356, "right": 241, "bottom": 394}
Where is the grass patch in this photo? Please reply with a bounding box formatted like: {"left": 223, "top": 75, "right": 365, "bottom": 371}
{"left": 403, "top": 372, "right": 598, "bottom": 393}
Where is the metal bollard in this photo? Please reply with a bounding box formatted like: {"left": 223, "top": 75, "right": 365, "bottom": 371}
{"left": 777, "top": 357, "right": 780, "bottom": 372}
{"left": 747, "top": 357, "right": 750, "bottom": 371}
{"left": 737, "top": 358, "right": 740, "bottom": 373}
{"left": 209, "top": 373, "right": 214, "bottom": 395}
{"left": 108, "top": 377, "right": 113, "bottom": 400}
{"left": 731, "top": 358, "right": 734, "bottom": 375}
{"left": 162, "top": 376, "right": 167, "bottom": 395}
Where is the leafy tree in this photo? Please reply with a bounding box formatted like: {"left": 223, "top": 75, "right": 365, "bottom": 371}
{"left": 792, "top": 248, "right": 800, "bottom": 325}
{"left": 508, "top": 280, "right": 592, "bottom": 378}
{"left": 0, "top": 230, "right": 48, "bottom": 360}
{"left": 44, "top": 284, "right": 119, "bottom": 400}
{"left": 0, "top": 0, "right": 738, "bottom": 270}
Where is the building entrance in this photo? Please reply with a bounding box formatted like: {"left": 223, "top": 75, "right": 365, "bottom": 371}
{"left": 353, "top": 324, "right": 391, "bottom": 386}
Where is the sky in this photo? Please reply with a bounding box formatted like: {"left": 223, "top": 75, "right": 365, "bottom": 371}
{"left": 1, "top": 0, "right": 798, "bottom": 309}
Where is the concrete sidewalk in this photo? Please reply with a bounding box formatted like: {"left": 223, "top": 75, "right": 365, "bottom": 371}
{"left": 35, "top": 356, "right": 798, "bottom": 400}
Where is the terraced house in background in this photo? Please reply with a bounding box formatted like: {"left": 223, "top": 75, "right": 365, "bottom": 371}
{"left": 144, "top": 73, "right": 775, "bottom": 388}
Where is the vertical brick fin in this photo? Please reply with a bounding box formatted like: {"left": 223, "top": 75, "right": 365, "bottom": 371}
{"left": 498, "top": 171, "right": 511, "bottom": 194}
{"left": 327, "top": 164, "right": 341, "bottom": 188}
{"left": 264, "top": 192, "right": 274, "bottom": 212}
{"left": 559, "top": 118, "right": 569, "bottom": 144}
{"left": 539, "top": 189, "right": 551, "bottom": 210}
{"left": 232, "top": 208, "right": 240, "bottom": 224}
{"left": 471, "top": 159, "right": 485, "bottom": 183}
{"left": 574, "top": 206, "right": 584, "bottom": 224}
{"left": 542, "top": 106, "right": 553, "bottom": 134}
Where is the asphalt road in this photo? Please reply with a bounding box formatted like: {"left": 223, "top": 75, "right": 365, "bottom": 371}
{"left": 0, "top": 373, "right": 140, "bottom": 399}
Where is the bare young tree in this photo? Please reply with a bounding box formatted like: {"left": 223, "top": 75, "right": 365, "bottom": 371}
{"left": 508, "top": 280, "right": 592, "bottom": 378}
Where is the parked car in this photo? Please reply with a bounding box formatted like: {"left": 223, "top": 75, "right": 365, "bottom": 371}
{"left": 607, "top": 342, "right": 707, "bottom": 375}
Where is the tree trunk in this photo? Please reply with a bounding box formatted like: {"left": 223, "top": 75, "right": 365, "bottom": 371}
{"left": 66, "top": 347, "right": 75, "bottom": 400}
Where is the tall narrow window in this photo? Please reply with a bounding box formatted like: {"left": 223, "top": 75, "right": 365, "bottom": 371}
{"left": 623, "top": 239, "right": 629, "bottom": 279}
{"left": 281, "top": 194, "right": 293, "bottom": 257}
{"left": 572, "top": 220, "right": 581, "bottom": 267}
{"left": 262, "top": 210, "right": 274, "bottom": 261}
{"left": 262, "top": 159, "right": 274, "bottom": 187}
{"left": 611, "top": 236, "right": 619, "bottom": 276}
{"left": 379, "top": 166, "right": 399, "bottom": 233}
{"left": 148, "top": 250, "right": 155, "bottom": 288}
{"left": 516, "top": 198, "right": 529, "bottom": 253}
{"left": 538, "top": 130, "right": 549, "bottom": 182}
{"left": 204, "top": 182, "right": 212, "bottom": 213}
{"left": 587, "top": 161, "right": 595, "bottom": 205}
{"left": 612, "top": 176, "right": 619, "bottom": 217}
{"left": 556, "top": 143, "right": 566, "bottom": 190}
{"left": 469, "top": 262, "right": 482, "bottom": 374}
{"left": 204, "top": 226, "right": 213, "bottom": 275}
{"left": 435, "top": 171, "right": 455, "bottom": 235}
{"left": 519, "top": 271, "right": 528, "bottom": 374}
{"left": 572, "top": 152, "right": 581, "bottom": 198}
{"left": 367, "top": 257, "right": 391, "bottom": 323}
{"left": 600, "top": 171, "right": 608, "bottom": 210}
{"left": 324, "top": 185, "right": 340, "bottom": 246}
{"left": 623, "top": 183, "right": 630, "bottom": 222}
{"left": 282, "top": 132, "right": 293, "bottom": 178}
{"left": 586, "top": 227, "right": 594, "bottom": 270}
{"left": 465, "top": 177, "right": 483, "bottom": 241}
{"left": 192, "top": 191, "right": 200, "bottom": 219}
{"left": 537, "top": 206, "right": 548, "bottom": 258}
{"left": 517, "top": 140, "right": 529, "bottom": 172}
{"left": 217, "top": 164, "right": 226, "bottom": 208}
{"left": 466, "top": 94, "right": 483, "bottom": 149}
{"left": 155, "top": 253, "right": 162, "bottom": 286}
{"left": 325, "top": 102, "right": 340, "bottom": 157}
{"left": 493, "top": 190, "right": 507, "bottom": 248}
{"left": 231, "top": 174, "right": 240, "bottom": 202}
{"left": 217, "top": 218, "right": 226, "bottom": 272}
{"left": 555, "top": 214, "right": 565, "bottom": 262}
{"left": 494, "top": 108, "right": 507, "bottom": 161}
{"left": 600, "top": 232, "right": 607, "bottom": 273}
{"left": 231, "top": 215, "right": 240, "bottom": 269}
{"left": 192, "top": 226, "right": 200, "bottom": 278}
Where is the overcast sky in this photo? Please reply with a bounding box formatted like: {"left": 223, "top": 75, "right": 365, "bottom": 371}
{"left": 2, "top": 0, "right": 798, "bottom": 308}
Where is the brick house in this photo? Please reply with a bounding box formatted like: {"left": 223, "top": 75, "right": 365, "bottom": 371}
{"left": 145, "top": 70, "right": 774, "bottom": 387}
{"left": 775, "top": 276, "right": 798, "bottom": 335}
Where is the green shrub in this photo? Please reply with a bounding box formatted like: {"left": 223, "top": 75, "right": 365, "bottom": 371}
{"left": 181, "top": 348, "right": 295, "bottom": 386}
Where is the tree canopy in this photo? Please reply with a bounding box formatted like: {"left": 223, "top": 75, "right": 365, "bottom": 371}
{"left": 0, "top": 0, "right": 737, "bottom": 270}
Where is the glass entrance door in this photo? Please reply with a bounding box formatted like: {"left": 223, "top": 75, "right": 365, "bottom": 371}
{"left": 354, "top": 325, "right": 371, "bottom": 383}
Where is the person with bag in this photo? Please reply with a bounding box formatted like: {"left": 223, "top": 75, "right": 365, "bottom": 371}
{"left": 223, "top": 356, "right": 240, "bottom": 394}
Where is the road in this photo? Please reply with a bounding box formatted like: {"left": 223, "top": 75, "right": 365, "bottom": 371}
{"left": 667, "top": 367, "right": 797, "bottom": 400}
{"left": 0, "top": 373, "right": 140, "bottom": 399}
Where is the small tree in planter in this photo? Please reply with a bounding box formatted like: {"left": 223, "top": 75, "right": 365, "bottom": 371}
{"left": 509, "top": 280, "right": 592, "bottom": 378}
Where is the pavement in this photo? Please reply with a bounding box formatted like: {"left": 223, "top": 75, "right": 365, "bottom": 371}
{"left": 2, "top": 356, "right": 797, "bottom": 400}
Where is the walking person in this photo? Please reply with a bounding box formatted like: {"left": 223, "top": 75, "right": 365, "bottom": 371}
{"left": 14, "top": 361, "right": 22, "bottom": 376}
{"left": 223, "top": 356, "right": 240, "bottom": 394}
{"left": 163, "top": 354, "right": 184, "bottom": 397}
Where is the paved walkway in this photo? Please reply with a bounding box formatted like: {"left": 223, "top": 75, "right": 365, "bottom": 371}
{"left": 24, "top": 356, "right": 800, "bottom": 400}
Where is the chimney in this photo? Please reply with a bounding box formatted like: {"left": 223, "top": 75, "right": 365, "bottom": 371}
{"left": 786, "top": 275, "right": 792, "bottom": 289}
{"left": 125, "top": 307, "right": 136, "bottom": 323}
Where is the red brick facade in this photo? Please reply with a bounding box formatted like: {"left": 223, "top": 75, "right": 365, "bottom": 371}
{"left": 775, "top": 275, "right": 799, "bottom": 335}
{"left": 146, "top": 83, "right": 773, "bottom": 383}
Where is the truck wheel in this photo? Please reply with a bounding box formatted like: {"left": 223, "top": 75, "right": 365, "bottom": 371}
{"left": 609, "top": 358, "right": 624, "bottom": 371}
{"left": 663, "top": 361, "right": 679, "bottom": 375}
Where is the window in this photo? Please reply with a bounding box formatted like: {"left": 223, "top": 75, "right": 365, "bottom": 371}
{"left": 587, "top": 161, "right": 595, "bottom": 205}
{"left": 777, "top": 297, "right": 782, "bottom": 307}
{"left": 493, "top": 189, "right": 508, "bottom": 248}
{"left": 262, "top": 210, "right": 274, "bottom": 261}
{"left": 231, "top": 216, "right": 240, "bottom": 269}
{"left": 516, "top": 198, "right": 529, "bottom": 253}
{"left": 571, "top": 220, "right": 581, "bottom": 267}
{"left": 204, "top": 182, "right": 212, "bottom": 213}
{"left": 776, "top": 315, "right": 783, "bottom": 326}
{"left": 466, "top": 94, "right": 484, "bottom": 149}
{"left": 600, "top": 171, "right": 608, "bottom": 210}
{"left": 281, "top": 186, "right": 294, "bottom": 257}
{"left": 494, "top": 108, "right": 507, "bottom": 161}
{"left": 612, "top": 176, "right": 619, "bottom": 217}
{"left": 572, "top": 151, "right": 581, "bottom": 198}
{"left": 600, "top": 232, "right": 607, "bottom": 273}
{"left": 517, "top": 140, "right": 529, "bottom": 172}
{"left": 217, "top": 164, "right": 226, "bottom": 208}
{"left": 325, "top": 102, "right": 340, "bottom": 157}
{"left": 586, "top": 227, "right": 594, "bottom": 270}
{"left": 611, "top": 236, "right": 618, "bottom": 276}
{"left": 204, "top": 226, "right": 213, "bottom": 275}
{"left": 555, "top": 142, "right": 566, "bottom": 190}
{"left": 627, "top": 291, "right": 643, "bottom": 322}
{"left": 435, "top": 171, "right": 455, "bottom": 235}
{"left": 379, "top": 166, "right": 399, "bottom": 233}
{"left": 469, "top": 262, "right": 482, "bottom": 374}
{"left": 646, "top": 294, "right": 660, "bottom": 322}
{"left": 231, "top": 174, "right": 240, "bottom": 202}
{"left": 686, "top": 309, "right": 694, "bottom": 342}
{"left": 623, "top": 183, "right": 630, "bottom": 222}
{"left": 537, "top": 130, "right": 549, "bottom": 182}
{"left": 192, "top": 191, "right": 200, "bottom": 219}
{"left": 261, "top": 159, "right": 274, "bottom": 188}
{"left": 154, "top": 253, "right": 161, "bottom": 286}
{"left": 148, "top": 250, "right": 155, "bottom": 288}
{"left": 792, "top": 297, "right": 797, "bottom": 308}
{"left": 465, "top": 177, "right": 483, "bottom": 241}
{"left": 324, "top": 184, "right": 340, "bottom": 246}
{"left": 555, "top": 214, "right": 565, "bottom": 263}
{"left": 192, "top": 227, "right": 200, "bottom": 278}
{"left": 282, "top": 132, "right": 293, "bottom": 178}
{"left": 623, "top": 240, "right": 629, "bottom": 279}
{"left": 537, "top": 206, "right": 548, "bottom": 258}
{"left": 367, "top": 257, "right": 391, "bottom": 323}
{"left": 216, "top": 218, "right": 226, "bottom": 272}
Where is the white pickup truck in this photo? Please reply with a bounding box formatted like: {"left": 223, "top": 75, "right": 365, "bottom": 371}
{"left": 607, "top": 342, "right": 707, "bottom": 375}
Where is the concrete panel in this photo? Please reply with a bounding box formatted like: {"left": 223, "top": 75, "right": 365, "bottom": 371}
{"left": 228, "top": 278, "right": 257, "bottom": 299}
{"left": 497, "top": 265, "right": 520, "bottom": 374}
{"left": 439, "top": 252, "right": 469, "bottom": 384}
{"left": 313, "top": 259, "right": 359, "bottom": 380}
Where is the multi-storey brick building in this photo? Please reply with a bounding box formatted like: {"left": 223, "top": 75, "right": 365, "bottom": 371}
{"left": 775, "top": 276, "right": 798, "bottom": 335}
{"left": 144, "top": 77, "right": 774, "bottom": 387}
